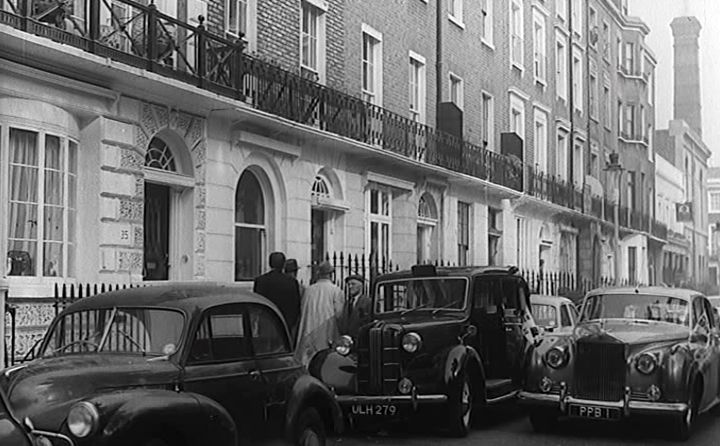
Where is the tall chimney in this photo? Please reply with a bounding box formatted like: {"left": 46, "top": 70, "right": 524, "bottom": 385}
{"left": 671, "top": 16, "right": 702, "bottom": 136}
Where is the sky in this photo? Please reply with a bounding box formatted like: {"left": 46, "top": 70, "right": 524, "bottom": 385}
{"left": 628, "top": 0, "right": 720, "bottom": 166}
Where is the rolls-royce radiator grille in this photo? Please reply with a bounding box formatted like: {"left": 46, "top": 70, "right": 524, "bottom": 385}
{"left": 574, "top": 341, "right": 625, "bottom": 401}
{"left": 357, "top": 326, "right": 401, "bottom": 394}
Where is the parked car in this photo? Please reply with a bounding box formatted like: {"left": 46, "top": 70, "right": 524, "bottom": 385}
{"left": 530, "top": 294, "right": 578, "bottom": 334}
{"left": 1, "top": 282, "right": 343, "bottom": 446}
{"left": 520, "top": 286, "right": 720, "bottom": 441}
{"left": 309, "top": 265, "right": 539, "bottom": 437}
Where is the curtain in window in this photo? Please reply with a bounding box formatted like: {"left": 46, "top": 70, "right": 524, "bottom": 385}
{"left": 8, "top": 129, "right": 39, "bottom": 275}
{"left": 44, "top": 135, "right": 64, "bottom": 276}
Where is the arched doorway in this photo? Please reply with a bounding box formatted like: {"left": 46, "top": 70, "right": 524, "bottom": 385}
{"left": 143, "top": 135, "right": 194, "bottom": 280}
{"left": 235, "top": 170, "right": 267, "bottom": 280}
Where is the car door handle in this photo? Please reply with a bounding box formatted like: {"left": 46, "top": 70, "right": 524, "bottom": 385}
{"left": 249, "top": 370, "right": 262, "bottom": 380}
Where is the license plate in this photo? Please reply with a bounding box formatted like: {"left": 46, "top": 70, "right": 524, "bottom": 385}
{"left": 350, "top": 404, "right": 398, "bottom": 416}
{"left": 569, "top": 404, "right": 621, "bottom": 420}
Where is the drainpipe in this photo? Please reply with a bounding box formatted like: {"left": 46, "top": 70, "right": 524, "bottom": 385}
{"left": 568, "top": 0, "right": 575, "bottom": 186}
{"left": 0, "top": 277, "right": 7, "bottom": 370}
{"left": 436, "top": 0, "right": 443, "bottom": 121}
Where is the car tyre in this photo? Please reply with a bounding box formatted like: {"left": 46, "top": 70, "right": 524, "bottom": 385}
{"left": 294, "top": 407, "right": 326, "bottom": 446}
{"left": 446, "top": 373, "right": 473, "bottom": 437}
{"left": 672, "top": 387, "right": 699, "bottom": 442}
{"left": 528, "top": 408, "right": 558, "bottom": 433}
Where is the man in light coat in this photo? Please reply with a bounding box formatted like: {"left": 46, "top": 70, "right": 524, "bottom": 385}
{"left": 296, "top": 261, "right": 344, "bottom": 366}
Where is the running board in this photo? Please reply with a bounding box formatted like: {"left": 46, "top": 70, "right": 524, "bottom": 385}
{"left": 486, "top": 390, "right": 519, "bottom": 405}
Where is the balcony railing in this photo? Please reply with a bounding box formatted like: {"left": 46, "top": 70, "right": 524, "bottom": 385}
{"left": 1, "top": 0, "right": 669, "bottom": 241}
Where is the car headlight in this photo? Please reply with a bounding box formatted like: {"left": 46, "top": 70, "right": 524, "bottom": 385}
{"left": 402, "top": 332, "right": 422, "bottom": 353}
{"left": 334, "top": 335, "right": 353, "bottom": 356}
{"left": 636, "top": 352, "right": 658, "bottom": 375}
{"left": 545, "top": 346, "right": 569, "bottom": 369}
{"left": 67, "top": 401, "right": 99, "bottom": 438}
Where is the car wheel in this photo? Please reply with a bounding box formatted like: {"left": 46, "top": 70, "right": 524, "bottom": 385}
{"left": 446, "top": 373, "right": 473, "bottom": 437}
{"left": 528, "top": 408, "right": 558, "bottom": 433}
{"left": 294, "top": 407, "right": 326, "bottom": 446}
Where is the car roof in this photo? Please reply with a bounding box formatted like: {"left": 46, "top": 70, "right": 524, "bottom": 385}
{"left": 376, "top": 265, "right": 519, "bottom": 281}
{"left": 60, "top": 281, "right": 275, "bottom": 316}
{"left": 530, "top": 294, "right": 573, "bottom": 306}
{"left": 585, "top": 286, "right": 701, "bottom": 301}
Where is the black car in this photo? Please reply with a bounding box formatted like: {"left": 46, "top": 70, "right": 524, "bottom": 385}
{"left": 310, "top": 265, "right": 538, "bottom": 437}
{"left": 1, "top": 282, "right": 343, "bottom": 445}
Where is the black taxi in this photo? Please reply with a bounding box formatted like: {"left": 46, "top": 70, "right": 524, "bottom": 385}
{"left": 310, "top": 265, "right": 539, "bottom": 437}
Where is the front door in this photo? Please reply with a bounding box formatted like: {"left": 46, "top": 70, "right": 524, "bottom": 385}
{"left": 311, "top": 208, "right": 326, "bottom": 264}
{"left": 144, "top": 183, "right": 169, "bottom": 280}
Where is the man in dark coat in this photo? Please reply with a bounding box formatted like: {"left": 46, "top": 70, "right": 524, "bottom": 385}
{"left": 254, "top": 252, "right": 301, "bottom": 342}
{"left": 340, "top": 274, "right": 371, "bottom": 338}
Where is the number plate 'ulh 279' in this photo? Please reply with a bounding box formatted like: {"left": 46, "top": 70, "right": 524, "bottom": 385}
{"left": 351, "top": 404, "right": 398, "bottom": 416}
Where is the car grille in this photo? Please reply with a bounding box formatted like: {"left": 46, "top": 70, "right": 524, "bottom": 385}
{"left": 357, "top": 325, "right": 401, "bottom": 395}
{"left": 574, "top": 341, "right": 626, "bottom": 401}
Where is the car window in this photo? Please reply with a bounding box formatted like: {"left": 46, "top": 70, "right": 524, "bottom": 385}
{"left": 473, "top": 276, "right": 519, "bottom": 316}
{"left": 560, "top": 305, "right": 572, "bottom": 327}
{"left": 248, "top": 305, "right": 290, "bottom": 356}
{"left": 702, "top": 298, "right": 717, "bottom": 329}
{"left": 693, "top": 297, "right": 709, "bottom": 331}
{"left": 568, "top": 304, "right": 578, "bottom": 324}
{"left": 188, "top": 305, "right": 251, "bottom": 364}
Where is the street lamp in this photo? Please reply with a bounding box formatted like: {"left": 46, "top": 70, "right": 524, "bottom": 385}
{"left": 604, "top": 152, "right": 624, "bottom": 285}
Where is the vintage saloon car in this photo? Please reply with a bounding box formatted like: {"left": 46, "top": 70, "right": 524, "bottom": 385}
{"left": 310, "top": 265, "right": 538, "bottom": 437}
{"left": 530, "top": 294, "right": 578, "bottom": 335}
{"left": 0, "top": 282, "right": 342, "bottom": 446}
{"left": 520, "top": 287, "right": 720, "bottom": 440}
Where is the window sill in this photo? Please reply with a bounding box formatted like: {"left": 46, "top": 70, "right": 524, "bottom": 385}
{"left": 512, "top": 60, "right": 524, "bottom": 72}
{"left": 448, "top": 15, "right": 466, "bottom": 30}
{"left": 481, "top": 38, "right": 495, "bottom": 51}
{"left": 535, "top": 77, "right": 547, "bottom": 87}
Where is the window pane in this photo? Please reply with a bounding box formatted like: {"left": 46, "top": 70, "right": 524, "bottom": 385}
{"left": 249, "top": 305, "right": 289, "bottom": 355}
{"left": 44, "top": 205, "right": 64, "bottom": 241}
{"left": 68, "top": 140, "right": 78, "bottom": 174}
{"left": 381, "top": 191, "right": 389, "bottom": 216}
{"left": 68, "top": 174, "right": 77, "bottom": 209}
{"left": 67, "top": 242, "right": 76, "bottom": 277}
{"left": 235, "top": 171, "right": 264, "bottom": 224}
{"left": 381, "top": 223, "right": 389, "bottom": 260}
{"left": 235, "top": 226, "right": 264, "bottom": 280}
{"left": 370, "top": 190, "right": 378, "bottom": 214}
{"left": 8, "top": 240, "right": 36, "bottom": 276}
{"left": 10, "top": 166, "right": 39, "bottom": 202}
{"left": 44, "top": 170, "right": 64, "bottom": 205}
{"left": 228, "top": 0, "right": 238, "bottom": 33}
{"left": 371, "top": 221, "right": 379, "bottom": 256}
{"left": 9, "top": 203, "right": 38, "bottom": 240}
{"left": 10, "top": 128, "right": 38, "bottom": 166}
{"left": 68, "top": 209, "right": 76, "bottom": 243}
{"left": 43, "top": 242, "right": 63, "bottom": 277}
{"left": 45, "top": 135, "right": 62, "bottom": 170}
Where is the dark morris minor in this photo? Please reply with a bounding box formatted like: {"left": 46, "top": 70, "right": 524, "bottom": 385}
{"left": 2, "top": 385, "right": 76, "bottom": 446}
{"left": 1, "top": 282, "right": 342, "bottom": 446}
{"left": 310, "top": 265, "right": 539, "bottom": 437}
{"left": 520, "top": 286, "right": 720, "bottom": 440}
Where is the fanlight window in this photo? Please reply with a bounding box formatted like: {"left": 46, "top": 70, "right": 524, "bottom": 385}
{"left": 145, "top": 137, "right": 177, "bottom": 172}
{"left": 311, "top": 175, "right": 331, "bottom": 198}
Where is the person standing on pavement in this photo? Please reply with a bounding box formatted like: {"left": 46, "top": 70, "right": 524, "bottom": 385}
{"left": 253, "top": 252, "right": 301, "bottom": 342}
{"left": 295, "top": 261, "right": 344, "bottom": 366}
{"left": 340, "top": 274, "right": 371, "bottom": 338}
{"left": 284, "top": 258, "right": 306, "bottom": 299}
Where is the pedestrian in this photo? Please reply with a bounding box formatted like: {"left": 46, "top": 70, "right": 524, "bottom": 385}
{"left": 295, "top": 261, "right": 344, "bottom": 366}
{"left": 340, "top": 274, "right": 371, "bottom": 338}
{"left": 284, "top": 258, "right": 306, "bottom": 298}
{"left": 253, "top": 252, "right": 301, "bottom": 342}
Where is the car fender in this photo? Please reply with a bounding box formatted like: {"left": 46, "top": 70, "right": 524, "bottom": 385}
{"left": 285, "top": 374, "right": 344, "bottom": 442}
{"left": 85, "top": 388, "right": 237, "bottom": 446}
{"left": 443, "top": 345, "right": 485, "bottom": 399}
{"left": 664, "top": 343, "right": 698, "bottom": 402}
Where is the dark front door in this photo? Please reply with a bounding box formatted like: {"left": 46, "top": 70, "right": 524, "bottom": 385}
{"left": 144, "top": 183, "right": 169, "bottom": 280}
{"left": 311, "top": 208, "right": 325, "bottom": 264}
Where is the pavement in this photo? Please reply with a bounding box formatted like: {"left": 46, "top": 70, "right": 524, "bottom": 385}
{"left": 329, "top": 402, "right": 720, "bottom": 445}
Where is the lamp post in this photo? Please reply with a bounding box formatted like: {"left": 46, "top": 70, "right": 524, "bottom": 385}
{"left": 605, "top": 152, "right": 623, "bottom": 285}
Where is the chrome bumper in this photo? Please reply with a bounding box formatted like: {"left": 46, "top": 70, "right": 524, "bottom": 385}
{"left": 519, "top": 390, "right": 688, "bottom": 416}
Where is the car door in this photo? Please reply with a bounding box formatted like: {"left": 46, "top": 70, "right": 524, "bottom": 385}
{"left": 499, "top": 277, "right": 527, "bottom": 381}
{"left": 691, "top": 296, "right": 716, "bottom": 409}
{"left": 247, "top": 303, "right": 303, "bottom": 436}
{"left": 181, "top": 304, "right": 266, "bottom": 440}
{"left": 701, "top": 297, "right": 720, "bottom": 403}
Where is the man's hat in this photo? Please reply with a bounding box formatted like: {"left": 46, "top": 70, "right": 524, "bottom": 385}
{"left": 285, "top": 258, "right": 299, "bottom": 272}
{"left": 345, "top": 274, "right": 364, "bottom": 283}
{"left": 316, "top": 261, "right": 334, "bottom": 275}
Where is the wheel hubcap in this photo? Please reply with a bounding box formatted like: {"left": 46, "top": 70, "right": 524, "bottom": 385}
{"left": 461, "top": 381, "right": 472, "bottom": 426}
{"left": 300, "top": 428, "right": 321, "bottom": 446}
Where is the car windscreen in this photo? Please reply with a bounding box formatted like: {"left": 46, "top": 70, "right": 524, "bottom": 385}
{"left": 41, "top": 307, "right": 184, "bottom": 357}
{"left": 580, "top": 294, "right": 689, "bottom": 327}
{"left": 531, "top": 304, "right": 557, "bottom": 328}
{"left": 374, "top": 277, "right": 468, "bottom": 315}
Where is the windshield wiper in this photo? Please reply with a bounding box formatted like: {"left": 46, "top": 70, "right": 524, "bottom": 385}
{"left": 47, "top": 330, "right": 103, "bottom": 356}
{"left": 431, "top": 299, "right": 463, "bottom": 316}
{"left": 400, "top": 303, "right": 429, "bottom": 317}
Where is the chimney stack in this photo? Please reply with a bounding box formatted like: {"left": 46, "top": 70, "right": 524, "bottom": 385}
{"left": 671, "top": 16, "right": 702, "bottom": 136}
